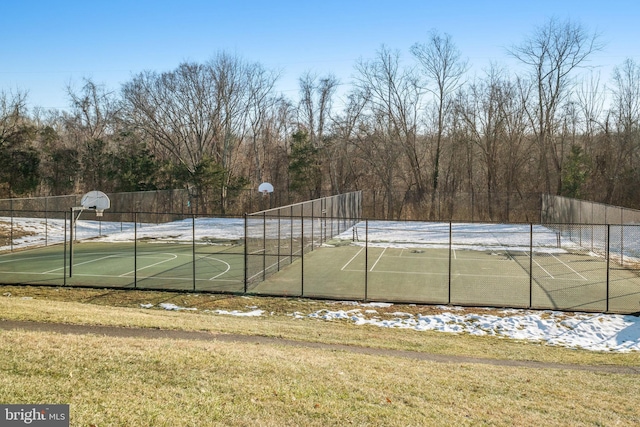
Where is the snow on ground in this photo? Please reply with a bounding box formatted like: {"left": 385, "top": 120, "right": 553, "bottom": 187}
{"left": 141, "top": 300, "right": 640, "bottom": 353}
{"left": 2, "top": 216, "right": 639, "bottom": 353}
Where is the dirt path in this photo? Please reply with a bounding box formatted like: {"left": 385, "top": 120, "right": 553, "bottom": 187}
{"left": 1, "top": 319, "right": 638, "bottom": 375}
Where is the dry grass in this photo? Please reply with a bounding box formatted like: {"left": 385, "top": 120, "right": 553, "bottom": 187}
{"left": 1, "top": 285, "right": 639, "bottom": 367}
{"left": 0, "top": 221, "right": 35, "bottom": 246}
{"left": 1, "top": 329, "right": 639, "bottom": 426}
{"left": 1, "top": 285, "right": 640, "bottom": 426}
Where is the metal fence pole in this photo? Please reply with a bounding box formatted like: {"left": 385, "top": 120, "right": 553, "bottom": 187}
{"left": 262, "top": 211, "right": 267, "bottom": 281}
{"left": 365, "top": 219, "right": 369, "bottom": 302}
{"left": 448, "top": 221, "right": 452, "bottom": 305}
{"left": 45, "top": 198, "right": 48, "bottom": 246}
{"left": 301, "top": 212, "right": 304, "bottom": 297}
{"left": 606, "top": 224, "right": 610, "bottom": 313}
{"left": 10, "top": 207, "right": 14, "bottom": 252}
{"left": 529, "top": 223, "right": 533, "bottom": 308}
{"left": 63, "top": 210, "right": 67, "bottom": 286}
{"left": 311, "top": 200, "right": 315, "bottom": 251}
{"left": 243, "top": 213, "right": 248, "bottom": 293}
{"left": 69, "top": 207, "right": 73, "bottom": 277}
{"left": 134, "top": 213, "right": 138, "bottom": 289}
{"left": 277, "top": 209, "right": 281, "bottom": 272}
{"left": 192, "top": 214, "right": 196, "bottom": 291}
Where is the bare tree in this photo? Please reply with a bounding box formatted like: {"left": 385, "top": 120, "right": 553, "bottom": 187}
{"left": 0, "top": 90, "right": 41, "bottom": 196}
{"left": 354, "top": 46, "right": 423, "bottom": 217}
{"left": 63, "top": 78, "right": 122, "bottom": 191}
{"left": 298, "top": 72, "right": 339, "bottom": 145}
{"left": 0, "top": 90, "right": 30, "bottom": 148}
{"left": 604, "top": 58, "right": 640, "bottom": 204}
{"left": 65, "top": 78, "right": 120, "bottom": 142}
{"left": 123, "top": 53, "right": 281, "bottom": 212}
{"left": 246, "top": 65, "right": 280, "bottom": 185}
{"left": 508, "top": 18, "right": 603, "bottom": 195}
{"left": 297, "top": 72, "right": 341, "bottom": 194}
{"left": 411, "top": 30, "right": 468, "bottom": 218}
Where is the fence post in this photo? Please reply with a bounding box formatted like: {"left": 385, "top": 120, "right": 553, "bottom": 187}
{"left": 192, "top": 214, "right": 196, "bottom": 291}
{"left": 10, "top": 206, "right": 14, "bottom": 252}
{"left": 301, "top": 211, "right": 304, "bottom": 297}
{"left": 606, "top": 224, "right": 610, "bottom": 313}
{"left": 262, "top": 211, "right": 266, "bottom": 281}
{"left": 69, "top": 207, "right": 73, "bottom": 277}
{"left": 134, "top": 212, "right": 137, "bottom": 289}
{"left": 45, "top": 197, "right": 48, "bottom": 247}
{"left": 277, "top": 209, "right": 281, "bottom": 272}
{"left": 364, "top": 219, "right": 369, "bottom": 302}
{"left": 63, "top": 211, "right": 67, "bottom": 286}
{"left": 243, "top": 213, "right": 248, "bottom": 294}
{"left": 529, "top": 223, "right": 533, "bottom": 309}
{"left": 448, "top": 221, "right": 452, "bottom": 305}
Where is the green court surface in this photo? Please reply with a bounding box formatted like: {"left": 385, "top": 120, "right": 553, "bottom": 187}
{"left": 256, "top": 244, "right": 640, "bottom": 313}
{"left": 0, "top": 241, "right": 245, "bottom": 292}
{"left": 2, "top": 240, "right": 640, "bottom": 313}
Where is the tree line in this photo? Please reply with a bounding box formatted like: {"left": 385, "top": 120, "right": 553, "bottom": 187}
{"left": 1, "top": 18, "right": 638, "bottom": 220}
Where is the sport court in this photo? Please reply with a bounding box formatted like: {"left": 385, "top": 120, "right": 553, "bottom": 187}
{"left": 257, "top": 242, "right": 640, "bottom": 313}
{"left": 0, "top": 241, "right": 245, "bottom": 292}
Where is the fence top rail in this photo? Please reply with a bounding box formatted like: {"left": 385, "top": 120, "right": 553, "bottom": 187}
{"left": 247, "top": 191, "right": 362, "bottom": 216}
{"left": 544, "top": 194, "right": 640, "bottom": 214}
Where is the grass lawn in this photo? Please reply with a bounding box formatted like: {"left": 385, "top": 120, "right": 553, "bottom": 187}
{"left": 1, "top": 285, "right": 639, "bottom": 426}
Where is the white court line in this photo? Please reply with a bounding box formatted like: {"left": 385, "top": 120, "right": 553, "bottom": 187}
{"left": 341, "top": 247, "right": 364, "bottom": 271}
{"left": 205, "top": 257, "right": 231, "bottom": 280}
{"left": 550, "top": 253, "right": 588, "bottom": 280}
{"left": 120, "top": 253, "right": 178, "bottom": 277}
{"left": 247, "top": 258, "right": 282, "bottom": 282}
{"left": 33, "top": 271, "right": 239, "bottom": 283}
{"left": 341, "top": 268, "right": 530, "bottom": 279}
{"left": 369, "top": 247, "right": 388, "bottom": 271}
{"left": 43, "top": 255, "right": 119, "bottom": 274}
{"left": 527, "top": 252, "right": 554, "bottom": 279}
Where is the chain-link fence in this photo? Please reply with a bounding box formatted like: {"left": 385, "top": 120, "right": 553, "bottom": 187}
{"left": 1, "top": 191, "right": 639, "bottom": 314}
{"left": 0, "top": 190, "right": 194, "bottom": 224}
{"left": 542, "top": 194, "right": 640, "bottom": 224}
{"left": 245, "top": 191, "right": 362, "bottom": 290}
{"left": 247, "top": 220, "right": 640, "bottom": 314}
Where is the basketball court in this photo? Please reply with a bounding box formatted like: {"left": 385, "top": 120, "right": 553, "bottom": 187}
{"left": 0, "top": 241, "right": 245, "bottom": 292}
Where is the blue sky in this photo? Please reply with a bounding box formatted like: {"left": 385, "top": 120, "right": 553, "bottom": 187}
{"left": 2, "top": 0, "right": 639, "bottom": 110}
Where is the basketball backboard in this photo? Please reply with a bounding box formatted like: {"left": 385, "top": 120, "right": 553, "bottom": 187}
{"left": 258, "top": 182, "right": 274, "bottom": 195}
{"left": 80, "top": 190, "right": 110, "bottom": 216}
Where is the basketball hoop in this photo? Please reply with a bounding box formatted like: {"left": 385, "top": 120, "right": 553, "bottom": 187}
{"left": 69, "top": 190, "right": 110, "bottom": 278}
{"left": 80, "top": 190, "right": 111, "bottom": 217}
{"left": 258, "top": 182, "right": 274, "bottom": 197}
